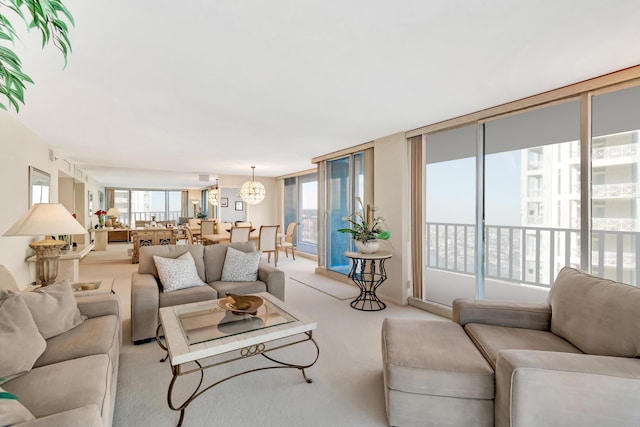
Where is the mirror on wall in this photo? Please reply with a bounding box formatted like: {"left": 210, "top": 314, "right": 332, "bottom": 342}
{"left": 29, "top": 166, "right": 50, "bottom": 207}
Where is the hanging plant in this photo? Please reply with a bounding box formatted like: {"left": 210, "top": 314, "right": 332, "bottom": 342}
{"left": 0, "top": 0, "right": 74, "bottom": 111}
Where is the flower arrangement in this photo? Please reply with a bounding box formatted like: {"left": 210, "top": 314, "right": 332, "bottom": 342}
{"left": 95, "top": 210, "right": 107, "bottom": 228}
{"left": 337, "top": 198, "right": 390, "bottom": 243}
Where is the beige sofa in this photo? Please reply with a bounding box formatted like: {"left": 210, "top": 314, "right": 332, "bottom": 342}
{"left": 382, "top": 267, "right": 640, "bottom": 426}
{"left": 131, "top": 242, "right": 285, "bottom": 343}
{"left": 2, "top": 292, "right": 121, "bottom": 427}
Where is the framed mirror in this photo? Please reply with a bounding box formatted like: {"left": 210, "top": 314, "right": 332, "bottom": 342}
{"left": 29, "top": 166, "right": 50, "bottom": 207}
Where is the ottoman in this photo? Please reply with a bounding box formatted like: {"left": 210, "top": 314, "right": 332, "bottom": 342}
{"left": 381, "top": 318, "right": 495, "bottom": 426}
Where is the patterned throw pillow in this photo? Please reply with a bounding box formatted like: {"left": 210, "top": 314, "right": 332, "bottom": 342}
{"left": 221, "top": 247, "right": 262, "bottom": 282}
{"left": 153, "top": 252, "right": 208, "bottom": 293}
{"left": 0, "top": 387, "right": 35, "bottom": 426}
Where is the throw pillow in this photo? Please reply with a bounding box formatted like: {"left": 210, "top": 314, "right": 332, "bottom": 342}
{"left": 0, "top": 386, "right": 36, "bottom": 426}
{"left": 0, "top": 294, "right": 46, "bottom": 381}
{"left": 221, "top": 247, "right": 262, "bottom": 282}
{"left": 153, "top": 252, "right": 208, "bottom": 293}
{"left": 19, "top": 283, "right": 87, "bottom": 339}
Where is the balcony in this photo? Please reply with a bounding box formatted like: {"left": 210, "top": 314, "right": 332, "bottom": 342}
{"left": 426, "top": 222, "right": 640, "bottom": 288}
{"left": 592, "top": 183, "right": 639, "bottom": 199}
{"left": 592, "top": 143, "right": 638, "bottom": 164}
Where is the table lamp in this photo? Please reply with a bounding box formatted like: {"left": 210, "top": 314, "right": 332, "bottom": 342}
{"left": 3, "top": 203, "right": 87, "bottom": 286}
{"left": 106, "top": 207, "right": 120, "bottom": 224}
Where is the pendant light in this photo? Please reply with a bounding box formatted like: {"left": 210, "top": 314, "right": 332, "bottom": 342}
{"left": 239, "top": 166, "right": 265, "bottom": 205}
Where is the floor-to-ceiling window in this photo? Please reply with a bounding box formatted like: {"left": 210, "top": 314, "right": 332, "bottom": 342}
{"left": 418, "top": 77, "right": 640, "bottom": 306}
{"left": 484, "top": 101, "right": 580, "bottom": 291}
{"left": 282, "top": 172, "right": 318, "bottom": 255}
{"left": 109, "top": 189, "right": 183, "bottom": 226}
{"left": 591, "top": 85, "right": 640, "bottom": 285}
{"left": 425, "top": 125, "right": 477, "bottom": 305}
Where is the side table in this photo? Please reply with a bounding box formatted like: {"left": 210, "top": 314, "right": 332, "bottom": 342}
{"left": 344, "top": 251, "right": 392, "bottom": 311}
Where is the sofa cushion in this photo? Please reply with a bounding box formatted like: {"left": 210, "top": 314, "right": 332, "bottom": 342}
{"left": 19, "top": 283, "right": 86, "bottom": 339}
{"left": 549, "top": 267, "right": 640, "bottom": 357}
{"left": 153, "top": 252, "right": 208, "bottom": 293}
{"left": 203, "top": 242, "right": 257, "bottom": 282}
{"left": 210, "top": 280, "right": 267, "bottom": 298}
{"left": 381, "top": 318, "right": 494, "bottom": 400}
{"left": 2, "top": 354, "right": 111, "bottom": 419}
{"left": 159, "top": 285, "right": 218, "bottom": 307}
{"left": 464, "top": 323, "right": 582, "bottom": 369}
{"left": 221, "top": 247, "right": 261, "bottom": 282}
{"left": 0, "top": 386, "right": 35, "bottom": 426}
{"left": 0, "top": 294, "right": 46, "bottom": 381}
{"left": 34, "top": 314, "right": 119, "bottom": 368}
{"left": 139, "top": 244, "right": 205, "bottom": 281}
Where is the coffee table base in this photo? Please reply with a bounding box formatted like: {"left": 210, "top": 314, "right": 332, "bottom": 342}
{"left": 156, "top": 326, "right": 319, "bottom": 427}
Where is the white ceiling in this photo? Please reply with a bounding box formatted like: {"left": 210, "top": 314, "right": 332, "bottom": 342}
{"left": 7, "top": 0, "right": 640, "bottom": 189}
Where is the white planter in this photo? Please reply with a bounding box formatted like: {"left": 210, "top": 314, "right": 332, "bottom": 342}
{"left": 355, "top": 240, "right": 380, "bottom": 254}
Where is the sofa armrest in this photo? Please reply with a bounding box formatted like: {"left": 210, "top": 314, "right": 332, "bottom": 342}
{"left": 16, "top": 404, "right": 102, "bottom": 427}
{"left": 131, "top": 272, "right": 160, "bottom": 343}
{"left": 76, "top": 293, "right": 120, "bottom": 319}
{"left": 258, "top": 263, "right": 285, "bottom": 301}
{"left": 495, "top": 349, "right": 640, "bottom": 427}
{"left": 453, "top": 298, "right": 551, "bottom": 330}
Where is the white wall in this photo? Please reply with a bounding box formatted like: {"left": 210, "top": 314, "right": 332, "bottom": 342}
{"left": 218, "top": 174, "right": 277, "bottom": 229}
{"left": 0, "top": 112, "right": 58, "bottom": 288}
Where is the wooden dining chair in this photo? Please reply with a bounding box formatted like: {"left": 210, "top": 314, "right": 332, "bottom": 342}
{"left": 229, "top": 226, "right": 251, "bottom": 243}
{"left": 258, "top": 225, "right": 280, "bottom": 266}
{"left": 277, "top": 222, "right": 298, "bottom": 260}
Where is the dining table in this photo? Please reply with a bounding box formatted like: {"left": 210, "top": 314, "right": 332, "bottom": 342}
{"left": 201, "top": 233, "right": 259, "bottom": 244}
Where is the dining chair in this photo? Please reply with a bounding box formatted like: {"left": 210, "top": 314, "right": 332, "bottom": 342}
{"left": 258, "top": 225, "right": 280, "bottom": 266}
{"left": 277, "top": 222, "right": 298, "bottom": 260}
{"left": 200, "top": 220, "right": 216, "bottom": 245}
{"left": 229, "top": 226, "right": 251, "bottom": 243}
{"left": 184, "top": 227, "right": 201, "bottom": 244}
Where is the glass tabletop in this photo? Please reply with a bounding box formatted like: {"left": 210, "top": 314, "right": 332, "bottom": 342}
{"left": 175, "top": 297, "right": 297, "bottom": 346}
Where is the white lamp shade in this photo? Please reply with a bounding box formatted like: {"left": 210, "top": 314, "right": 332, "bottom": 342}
{"left": 106, "top": 207, "right": 120, "bottom": 217}
{"left": 3, "top": 203, "right": 86, "bottom": 236}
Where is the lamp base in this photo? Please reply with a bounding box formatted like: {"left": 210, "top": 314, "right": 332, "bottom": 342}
{"left": 29, "top": 237, "right": 65, "bottom": 286}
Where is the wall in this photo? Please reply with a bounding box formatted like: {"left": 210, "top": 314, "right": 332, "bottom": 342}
{"left": 0, "top": 112, "right": 59, "bottom": 288}
{"left": 373, "top": 132, "right": 411, "bottom": 305}
{"left": 218, "top": 174, "right": 277, "bottom": 229}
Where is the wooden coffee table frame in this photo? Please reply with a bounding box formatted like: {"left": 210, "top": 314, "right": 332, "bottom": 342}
{"left": 156, "top": 293, "right": 319, "bottom": 426}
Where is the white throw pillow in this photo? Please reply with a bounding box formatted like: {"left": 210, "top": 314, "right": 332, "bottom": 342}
{"left": 153, "top": 252, "right": 208, "bottom": 293}
{"left": 0, "top": 294, "right": 46, "bottom": 382}
{"left": 0, "top": 387, "right": 35, "bottom": 426}
{"left": 18, "top": 283, "right": 86, "bottom": 340}
{"left": 221, "top": 247, "right": 262, "bottom": 282}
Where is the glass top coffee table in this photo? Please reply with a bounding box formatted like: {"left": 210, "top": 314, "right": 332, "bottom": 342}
{"left": 157, "top": 292, "right": 318, "bottom": 426}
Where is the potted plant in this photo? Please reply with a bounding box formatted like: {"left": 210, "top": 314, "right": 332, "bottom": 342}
{"left": 337, "top": 197, "right": 390, "bottom": 253}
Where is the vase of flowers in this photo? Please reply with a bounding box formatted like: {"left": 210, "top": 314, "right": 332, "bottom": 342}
{"left": 337, "top": 197, "right": 390, "bottom": 254}
{"left": 95, "top": 210, "right": 107, "bottom": 228}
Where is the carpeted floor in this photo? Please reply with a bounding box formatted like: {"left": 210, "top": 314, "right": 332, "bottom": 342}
{"left": 79, "top": 243, "right": 445, "bottom": 427}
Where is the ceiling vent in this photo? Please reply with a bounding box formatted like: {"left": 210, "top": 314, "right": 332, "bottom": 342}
{"left": 199, "top": 174, "right": 210, "bottom": 182}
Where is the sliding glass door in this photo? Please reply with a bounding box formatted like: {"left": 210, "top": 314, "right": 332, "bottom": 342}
{"left": 326, "top": 153, "right": 364, "bottom": 274}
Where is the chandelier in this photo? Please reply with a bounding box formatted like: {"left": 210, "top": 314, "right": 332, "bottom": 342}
{"left": 208, "top": 179, "right": 219, "bottom": 206}
{"left": 239, "top": 166, "right": 265, "bottom": 205}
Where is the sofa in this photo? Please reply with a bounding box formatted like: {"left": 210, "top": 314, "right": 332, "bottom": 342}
{"left": 381, "top": 267, "right": 640, "bottom": 426}
{"left": 131, "top": 242, "right": 285, "bottom": 343}
{"left": 1, "top": 284, "right": 121, "bottom": 427}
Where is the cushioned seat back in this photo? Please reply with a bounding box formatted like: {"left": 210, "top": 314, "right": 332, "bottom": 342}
{"left": 549, "top": 267, "right": 640, "bottom": 357}
{"left": 138, "top": 244, "right": 205, "bottom": 281}
{"left": 203, "top": 242, "right": 257, "bottom": 282}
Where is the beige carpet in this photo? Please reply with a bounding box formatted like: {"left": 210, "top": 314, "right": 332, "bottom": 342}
{"left": 78, "top": 245, "right": 445, "bottom": 427}
{"left": 290, "top": 274, "right": 360, "bottom": 300}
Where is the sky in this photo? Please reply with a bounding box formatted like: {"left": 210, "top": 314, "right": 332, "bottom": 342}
{"left": 426, "top": 151, "right": 522, "bottom": 226}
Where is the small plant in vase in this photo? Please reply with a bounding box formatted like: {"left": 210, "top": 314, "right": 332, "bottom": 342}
{"left": 337, "top": 198, "right": 390, "bottom": 253}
